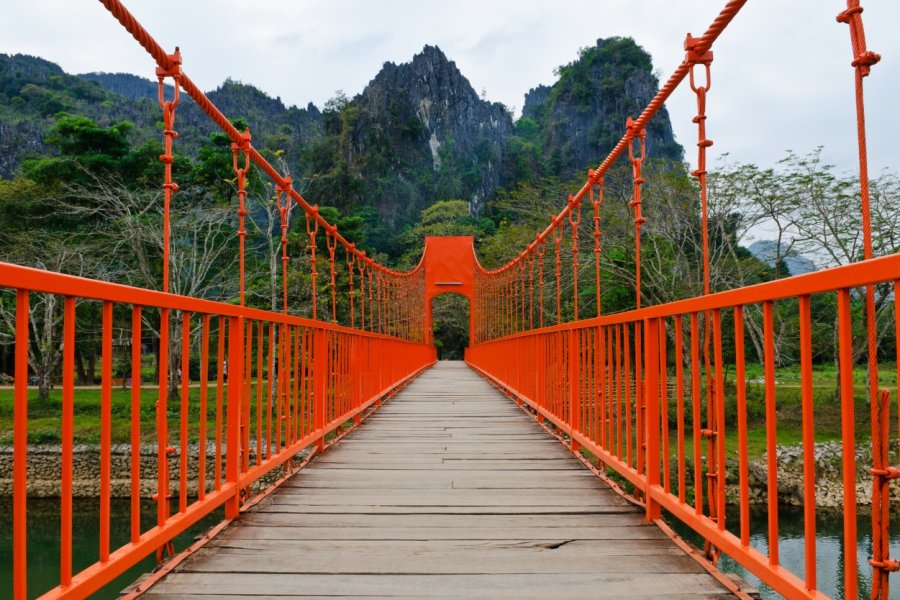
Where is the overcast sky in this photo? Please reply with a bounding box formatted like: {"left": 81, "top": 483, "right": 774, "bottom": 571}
{"left": 3, "top": 1, "right": 898, "bottom": 176}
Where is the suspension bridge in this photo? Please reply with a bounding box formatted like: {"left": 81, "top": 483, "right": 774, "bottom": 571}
{"left": 4, "top": 0, "right": 896, "bottom": 598}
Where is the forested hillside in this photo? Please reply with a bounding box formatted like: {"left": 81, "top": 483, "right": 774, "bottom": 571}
{"left": 1, "top": 37, "right": 897, "bottom": 367}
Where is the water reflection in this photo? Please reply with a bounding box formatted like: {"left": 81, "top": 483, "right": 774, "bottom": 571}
{"left": 0, "top": 497, "right": 223, "bottom": 599}
{"left": 670, "top": 505, "right": 900, "bottom": 599}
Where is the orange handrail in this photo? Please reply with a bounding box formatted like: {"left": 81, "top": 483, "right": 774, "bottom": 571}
{"left": 467, "top": 252, "right": 899, "bottom": 599}
{"left": 5, "top": 261, "right": 435, "bottom": 600}
{"left": 468, "top": 1, "right": 893, "bottom": 599}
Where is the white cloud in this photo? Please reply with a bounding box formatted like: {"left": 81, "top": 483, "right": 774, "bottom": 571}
{"left": 2, "top": 0, "right": 897, "bottom": 173}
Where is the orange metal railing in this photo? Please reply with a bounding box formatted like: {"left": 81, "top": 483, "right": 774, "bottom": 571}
{"left": 5, "top": 0, "right": 893, "bottom": 598}
{"left": 4, "top": 1, "right": 437, "bottom": 597}
{"left": 467, "top": 1, "right": 894, "bottom": 599}
{"left": 468, "top": 254, "right": 900, "bottom": 600}
{"left": 6, "top": 262, "right": 435, "bottom": 599}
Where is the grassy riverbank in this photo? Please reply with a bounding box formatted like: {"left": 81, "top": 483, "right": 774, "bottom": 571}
{"left": 0, "top": 383, "right": 287, "bottom": 445}
{"left": 0, "top": 363, "right": 896, "bottom": 448}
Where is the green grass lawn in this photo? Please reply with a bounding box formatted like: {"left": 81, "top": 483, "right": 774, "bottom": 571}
{"left": 1, "top": 363, "right": 896, "bottom": 450}
{"left": 0, "top": 383, "right": 316, "bottom": 445}
{"left": 579, "top": 363, "right": 895, "bottom": 461}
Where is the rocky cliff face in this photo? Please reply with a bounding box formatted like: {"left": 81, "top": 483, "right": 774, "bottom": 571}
{"left": 351, "top": 45, "right": 514, "bottom": 215}
{"left": 523, "top": 37, "right": 683, "bottom": 178}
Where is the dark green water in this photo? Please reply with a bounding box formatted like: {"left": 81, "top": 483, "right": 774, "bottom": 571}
{"left": 0, "top": 497, "right": 223, "bottom": 599}
{"left": 670, "top": 505, "right": 900, "bottom": 599}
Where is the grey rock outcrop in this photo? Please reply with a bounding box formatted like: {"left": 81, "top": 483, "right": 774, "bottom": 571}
{"left": 352, "top": 45, "right": 514, "bottom": 215}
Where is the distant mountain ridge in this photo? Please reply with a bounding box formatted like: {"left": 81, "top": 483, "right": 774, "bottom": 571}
{"left": 0, "top": 38, "right": 682, "bottom": 233}
{"left": 79, "top": 71, "right": 171, "bottom": 101}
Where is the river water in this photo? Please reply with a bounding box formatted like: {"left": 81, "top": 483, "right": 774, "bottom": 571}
{"left": 670, "top": 505, "right": 900, "bottom": 599}
{"left": 0, "top": 497, "right": 222, "bottom": 599}
{"left": 2, "top": 499, "right": 900, "bottom": 598}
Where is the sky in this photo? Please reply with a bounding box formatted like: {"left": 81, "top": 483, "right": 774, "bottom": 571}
{"left": 2, "top": 0, "right": 898, "bottom": 178}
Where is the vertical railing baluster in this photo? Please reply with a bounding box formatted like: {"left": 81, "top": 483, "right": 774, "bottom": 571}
{"left": 734, "top": 306, "right": 749, "bottom": 546}
{"left": 763, "top": 300, "right": 779, "bottom": 565}
{"left": 179, "top": 311, "right": 190, "bottom": 514}
{"left": 225, "top": 316, "right": 243, "bottom": 519}
{"left": 61, "top": 297, "right": 76, "bottom": 584}
{"left": 837, "top": 289, "right": 858, "bottom": 599}
{"left": 215, "top": 317, "right": 226, "bottom": 491}
{"left": 644, "top": 317, "right": 661, "bottom": 521}
{"left": 199, "top": 314, "right": 210, "bottom": 502}
{"left": 13, "top": 290, "right": 28, "bottom": 600}
{"left": 798, "top": 295, "right": 817, "bottom": 591}
{"left": 130, "top": 306, "right": 142, "bottom": 541}
{"left": 100, "top": 300, "right": 113, "bottom": 561}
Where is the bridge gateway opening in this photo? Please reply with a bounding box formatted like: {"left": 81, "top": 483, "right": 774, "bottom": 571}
{"left": 429, "top": 293, "right": 470, "bottom": 359}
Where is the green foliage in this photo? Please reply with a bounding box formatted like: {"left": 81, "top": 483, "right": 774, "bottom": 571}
{"left": 552, "top": 37, "right": 652, "bottom": 108}
{"left": 398, "top": 200, "right": 494, "bottom": 267}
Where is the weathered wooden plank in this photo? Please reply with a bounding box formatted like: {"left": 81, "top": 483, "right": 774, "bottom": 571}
{"left": 220, "top": 512, "right": 653, "bottom": 528}
{"left": 251, "top": 503, "right": 632, "bottom": 515}
{"left": 216, "top": 524, "right": 667, "bottom": 541}
{"left": 176, "top": 543, "right": 704, "bottom": 574}
{"left": 142, "top": 593, "right": 737, "bottom": 600}
{"left": 268, "top": 490, "right": 625, "bottom": 506}
{"left": 204, "top": 538, "right": 683, "bottom": 554}
{"left": 146, "top": 572, "right": 732, "bottom": 598}
{"left": 280, "top": 473, "right": 607, "bottom": 490}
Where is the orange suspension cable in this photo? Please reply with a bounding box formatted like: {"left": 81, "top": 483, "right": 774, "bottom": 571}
{"left": 527, "top": 251, "right": 535, "bottom": 330}
{"left": 568, "top": 195, "right": 582, "bottom": 320}
{"left": 347, "top": 245, "right": 356, "bottom": 328}
{"left": 367, "top": 262, "right": 374, "bottom": 331}
{"left": 686, "top": 34, "right": 714, "bottom": 296}
{"left": 100, "top": 0, "right": 420, "bottom": 296}
{"left": 519, "top": 259, "right": 527, "bottom": 330}
{"left": 553, "top": 220, "right": 564, "bottom": 324}
{"left": 276, "top": 176, "right": 292, "bottom": 313}
{"left": 305, "top": 208, "right": 319, "bottom": 319}
{"left": 357, "top": 256, "right": 367, "bottom": 330}
{"left": 837, "top": 2, "right": 887, "bottom": 597}
{"left": 626, "top": 118, "right": 647, "bottom": 310}
{"left": 589, "top": 173, "right": 604, "bottom": 316}
{"left": 156, "top": 50, "right": 181, "bottom": 294}
{"left": 537, "top": 239, "right": 546, "bottom": 329}
{"left": 325, "top": 227, "right": 338, "bottom": 323}
{"left": 231, "top": 131, "right": 251, "bottom": 306}
{"left": 470, "top": 0, "right": 747, "bottom": 283}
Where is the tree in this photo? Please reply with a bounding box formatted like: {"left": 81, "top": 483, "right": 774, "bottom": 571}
{"left": 0, "top": 233, "right": 102, "bottom": 400}
{"left": 62, "top": 175, "right": 237, "bottom": 395}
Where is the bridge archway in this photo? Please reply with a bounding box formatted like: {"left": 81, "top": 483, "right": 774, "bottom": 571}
{"left": 423, "top": 236, "right": 476, "bottom": 347}
{"left": 429, "top": 293, "right": 471, "bottom": 359}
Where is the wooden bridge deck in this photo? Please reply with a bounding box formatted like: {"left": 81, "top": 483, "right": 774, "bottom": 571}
{"left": 139, "top": 361, "right": 738, "bottom": 599}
